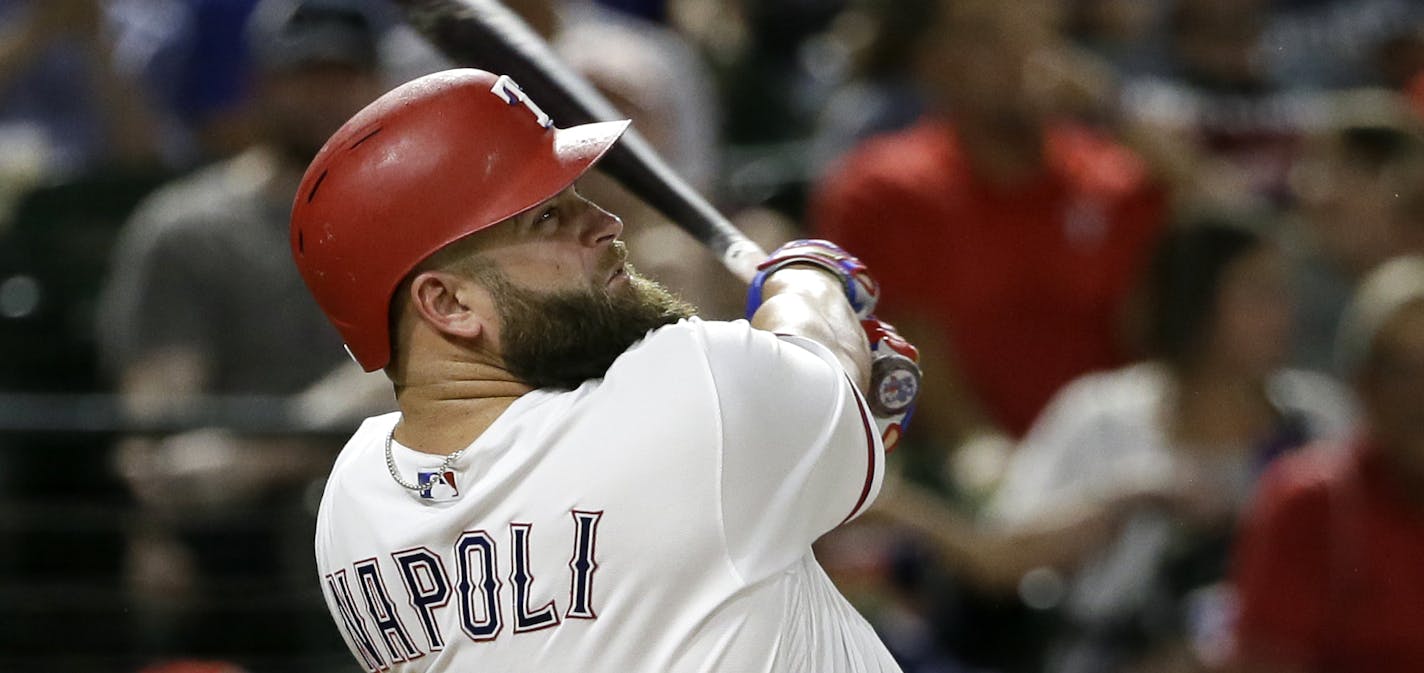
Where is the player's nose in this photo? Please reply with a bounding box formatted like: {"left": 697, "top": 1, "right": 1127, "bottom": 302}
{"left": 580, "top": 200, "right": 624, "bottom": 247}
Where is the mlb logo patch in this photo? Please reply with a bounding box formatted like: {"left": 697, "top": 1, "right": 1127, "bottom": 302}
{"left": 418, "top": 471, "right": 459, "bottom": 501}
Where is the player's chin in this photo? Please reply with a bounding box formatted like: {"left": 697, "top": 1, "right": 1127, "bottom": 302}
{"left": 626, "top": 270, "right": 698, "bottom": 322}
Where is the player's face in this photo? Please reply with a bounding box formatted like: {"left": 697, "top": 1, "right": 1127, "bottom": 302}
{"left": 475, "top": 186, "right": 633, "bottom": 296}
{"left": 468, "top": 186, "right": 696, "bottom": 388}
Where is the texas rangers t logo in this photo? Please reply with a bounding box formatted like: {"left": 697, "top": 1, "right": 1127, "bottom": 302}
{"left": 490, "top": 75, "right": 553, "bottom": 129}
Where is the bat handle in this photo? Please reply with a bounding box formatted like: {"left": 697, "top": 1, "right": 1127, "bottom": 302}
{"left": 722, "top": 237, "right": 768, "bottom": 285}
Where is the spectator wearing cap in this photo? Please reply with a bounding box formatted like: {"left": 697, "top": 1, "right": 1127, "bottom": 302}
{"left": 1229, "top": 256, "right": 1424, "bottom": 673}
{"left": 1115, "top": 0, "right": 1330, "bottom": 215}
{"left": 96, "top": 0, "right": 392, "bottom": 660}
{"left": 1286, "top": 100, "right": 1424, "bottom": 375}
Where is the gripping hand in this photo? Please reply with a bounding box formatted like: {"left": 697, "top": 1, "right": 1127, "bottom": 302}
{"left": 743, "top": 240, "right": 920, "bottom": 453}
{"left": 744, "top": 239, "right": 879, "bottom": 320}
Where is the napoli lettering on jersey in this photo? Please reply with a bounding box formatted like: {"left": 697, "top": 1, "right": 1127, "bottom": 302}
{"left": 324, "top": 509, "right": 603, "bottom": 672}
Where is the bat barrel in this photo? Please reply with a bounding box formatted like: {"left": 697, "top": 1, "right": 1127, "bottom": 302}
{"left": 605, "top": 125, "right": 767, "bottom": 282}
{"left": 390, "top": 0, "right": 765, "bottom": 279}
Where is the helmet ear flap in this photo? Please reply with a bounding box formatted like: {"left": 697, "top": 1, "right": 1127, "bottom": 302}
{"left": 288, "top": 68, "right": 629, "bottom": 371}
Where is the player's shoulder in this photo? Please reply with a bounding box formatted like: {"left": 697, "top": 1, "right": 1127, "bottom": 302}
{"left": 600, "top": 317, "right": 715, "bottom": 384}
{"left": 326, "top": 411, "right": 400, "bottom": 490}
{"left": 615, "top": 317, "right": 841, "bottom": 382}
{"left": 625, "top": 317, "right": 764, "bottom": 354}
{"left": 649, "top": 316, "right": 835, "bottom": 356}
{"left": 315, "top": 412, "right": 399, "bottom": 552}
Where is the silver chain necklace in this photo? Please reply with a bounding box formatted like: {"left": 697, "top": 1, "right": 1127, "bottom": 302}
{"left": 385, "top": 425, "right": 467, "bottom": 491}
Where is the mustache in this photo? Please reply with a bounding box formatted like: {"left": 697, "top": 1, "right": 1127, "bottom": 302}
{"left": 601, "top": 241, "right": 630, "bottom": 286}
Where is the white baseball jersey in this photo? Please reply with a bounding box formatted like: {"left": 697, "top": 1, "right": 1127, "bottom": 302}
{"left": 314, "top": 318, "right": 900, "bottom": 673}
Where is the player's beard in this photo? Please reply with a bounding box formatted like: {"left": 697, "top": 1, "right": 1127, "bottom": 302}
{"left": 486, "top": 265, "right": 696, "bottom": 390}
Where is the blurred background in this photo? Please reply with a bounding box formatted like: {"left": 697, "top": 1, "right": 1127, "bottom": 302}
{"left": 2, "top": 0, "right": 1424, "bottom": 671}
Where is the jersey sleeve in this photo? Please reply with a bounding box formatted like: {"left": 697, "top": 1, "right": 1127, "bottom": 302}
{"left": 694, "top": 319, "right": 884, "bottom": 583}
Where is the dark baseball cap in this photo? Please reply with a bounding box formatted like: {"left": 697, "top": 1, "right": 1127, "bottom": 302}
{"left": 246, "top": 0, "right": 381, "bottom": 72}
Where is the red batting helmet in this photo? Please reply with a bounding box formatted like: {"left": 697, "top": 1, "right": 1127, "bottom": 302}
{"left": 290, "top": 68, "right": 629, "bottom": 371}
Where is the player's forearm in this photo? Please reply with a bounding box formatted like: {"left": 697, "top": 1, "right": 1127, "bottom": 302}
{"left": 750, "top": 267, "right": 872, "bottom": 389}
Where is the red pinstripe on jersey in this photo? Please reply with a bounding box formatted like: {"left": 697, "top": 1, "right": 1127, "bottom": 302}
{"left": 839, "top": 379, "right": 880, "bottom": 526}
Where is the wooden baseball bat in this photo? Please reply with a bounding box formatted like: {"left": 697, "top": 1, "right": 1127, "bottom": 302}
{"left": 386, "top": 0, "right": 922, "bottom": 425}
{"left": 389, "top": 0, "right": 766, "bottom": 283}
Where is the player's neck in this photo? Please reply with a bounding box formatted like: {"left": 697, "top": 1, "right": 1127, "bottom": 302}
{"left": 392, "top": 360, "right": 532, "bottom": 456}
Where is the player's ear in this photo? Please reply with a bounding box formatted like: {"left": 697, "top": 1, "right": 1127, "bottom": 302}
{"left": 408, "top": 270, "right": 491, "bottom": 341}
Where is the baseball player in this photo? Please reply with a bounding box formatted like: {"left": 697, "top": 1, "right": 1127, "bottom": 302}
{"left": 291, "top": 68, "right": 919, "bottom": 672}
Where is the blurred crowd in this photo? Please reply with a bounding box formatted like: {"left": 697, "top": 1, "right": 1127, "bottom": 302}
{"left": 0, "top": 0, "right": 1422, "bottom": 672}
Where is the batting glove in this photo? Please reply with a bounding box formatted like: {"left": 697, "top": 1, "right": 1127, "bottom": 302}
{"left": 862, "top": 317, "right": 920, "bottom": 454}
{"left": 744, "top": 239, "right": 880, "bottom": 320}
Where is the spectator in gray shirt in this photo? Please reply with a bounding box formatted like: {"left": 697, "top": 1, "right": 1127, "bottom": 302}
{"left": 97, "top": 0, "right": 392, "bottom": 661}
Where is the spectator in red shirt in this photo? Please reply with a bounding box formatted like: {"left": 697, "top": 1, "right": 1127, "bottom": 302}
{"left": 1230, "top": 255, "right": 1424, "bottom": 673}
{"left": 809, "top": 0, "right": 1166, "bottom": 496}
